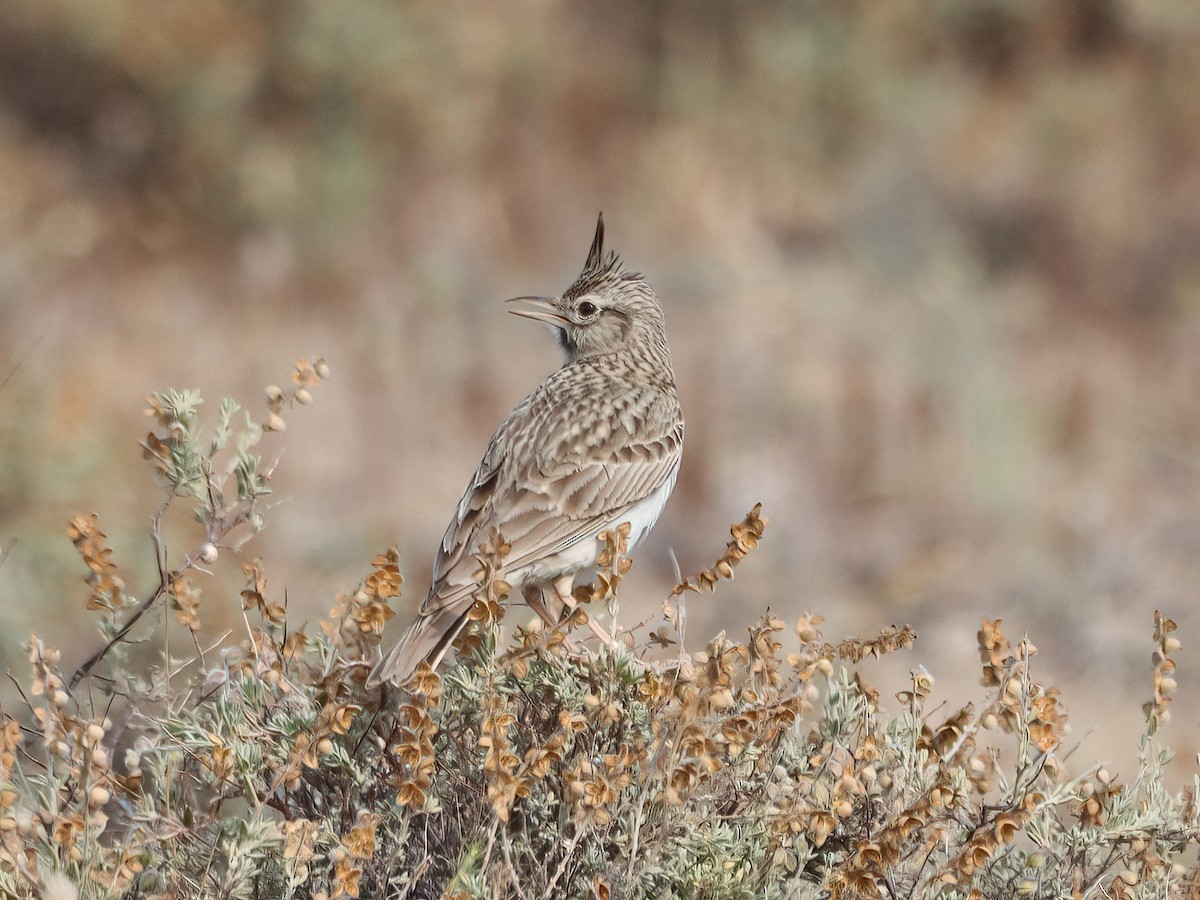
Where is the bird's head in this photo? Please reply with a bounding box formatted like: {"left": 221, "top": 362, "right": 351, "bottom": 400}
{"left": 507, "top": 214, "right": 667, "bottom": 364}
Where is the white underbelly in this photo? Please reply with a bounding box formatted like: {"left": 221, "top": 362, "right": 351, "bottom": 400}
{"left": 516, "top": 466, "right": 679, "bottom": 588}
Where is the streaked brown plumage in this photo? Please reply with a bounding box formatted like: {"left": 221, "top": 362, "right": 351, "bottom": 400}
{"left": 371, "top": 215, "right": 683, "bottom": 685}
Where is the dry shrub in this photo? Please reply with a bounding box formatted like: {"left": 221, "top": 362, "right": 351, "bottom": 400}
{"left": 0, "top": 370, "right": 1197, "bottom": 900}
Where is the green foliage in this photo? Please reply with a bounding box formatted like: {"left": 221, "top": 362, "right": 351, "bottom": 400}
{"left": 1, "top": 373, "right": 1197, "bottom": 900}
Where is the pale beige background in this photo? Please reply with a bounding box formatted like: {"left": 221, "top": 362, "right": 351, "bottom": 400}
{"left": 1, "top": 1, "right": 1197, "bottom": 783}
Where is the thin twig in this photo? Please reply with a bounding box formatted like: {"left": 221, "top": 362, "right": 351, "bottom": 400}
{"left": 480, "top": 816, "right": 501, "bottom": 879}
{"left": 500, "top": 829, "right": 532, "bottom": 900}
{"left": 542, "top": 827, "right": 584, "bottom": 899}
{"left": 69, "top": 507, "right": 171, "bottom": 689}
{"left": 69, "top": 581, "right": 170, "bottom": 689}
{"left": 0, "top": 321, "right": 52, "bottom": 393}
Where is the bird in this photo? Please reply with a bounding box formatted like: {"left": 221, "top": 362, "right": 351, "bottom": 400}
{"left": 371, "top": 214, "right": 683, "bottom": 686}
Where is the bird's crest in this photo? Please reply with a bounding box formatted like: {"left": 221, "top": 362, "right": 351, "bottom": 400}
{"left": 585, "top": 212, "right": 609, "bottom": 272}
{"left": 566, "top": 212, "right": 635, "bottom": 299}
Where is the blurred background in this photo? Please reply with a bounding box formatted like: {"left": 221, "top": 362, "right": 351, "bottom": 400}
{"left": 1, "top": 0, "right": 1198, "bottom": 781}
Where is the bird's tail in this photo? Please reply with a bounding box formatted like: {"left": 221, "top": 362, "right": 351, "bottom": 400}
{"left": 368, "top": 604, "right": 473, "bottom": 687}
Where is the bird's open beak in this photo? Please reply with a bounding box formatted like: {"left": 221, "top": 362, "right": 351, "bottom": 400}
{"left": 506, "top": 296, "right": 571, "bottom": 327}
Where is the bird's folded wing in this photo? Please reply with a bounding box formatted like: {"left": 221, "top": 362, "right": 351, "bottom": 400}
{"left": 418, "top": 392, "right": 682, "bottom": 617}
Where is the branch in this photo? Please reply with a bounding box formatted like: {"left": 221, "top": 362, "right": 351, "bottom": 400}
{"left": 69, "top": 580, "right": 170, "bottom": 690}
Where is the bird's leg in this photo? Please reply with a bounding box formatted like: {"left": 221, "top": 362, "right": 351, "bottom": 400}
{"left": 552, "top": 574, "right": 619, "bottom": 648}
{"left": 523, "top": 583, "right": 564, "bottom": 631}
{"left": 523, "top": 584, "right": 588, "bottom": 659}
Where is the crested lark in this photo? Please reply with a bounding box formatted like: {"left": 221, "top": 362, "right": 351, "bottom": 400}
{"left": 372, "top": 215, "right": 683, "bottom": 685}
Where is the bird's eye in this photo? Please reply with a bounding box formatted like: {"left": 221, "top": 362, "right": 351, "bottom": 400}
{"left": 577, "top": 300, "right": 599, "bottom": 317}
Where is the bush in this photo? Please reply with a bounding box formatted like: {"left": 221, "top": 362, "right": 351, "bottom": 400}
{"left": 1, "top": 365, "right": 1197, "bottom": 899}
